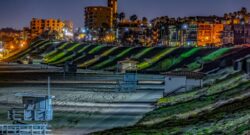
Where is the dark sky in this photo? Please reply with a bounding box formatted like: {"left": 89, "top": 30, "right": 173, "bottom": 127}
{"left": 0, "top": 0, "right": 249, "bottom": 29}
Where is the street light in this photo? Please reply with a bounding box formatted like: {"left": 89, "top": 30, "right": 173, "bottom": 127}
{"left": 181, "top": 24, "right": 189, "bottom": 46}
{"left": 182, "top": 24, "right": 188, "bottom": 30}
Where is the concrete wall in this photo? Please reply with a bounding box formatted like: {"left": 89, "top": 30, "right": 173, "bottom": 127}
{"left": 164, "top": 75, "right": 203, "bottom": 95}
{"left": 165, "top": 76, "right": 186, "bottom": 94}
{"left": 186, "top": 78, "right": 203, "bottom": 90}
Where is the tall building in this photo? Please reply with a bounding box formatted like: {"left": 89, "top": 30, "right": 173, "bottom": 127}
{"left": 85, "top": 6, "right": 113, "bottom": 30}
{"left": 108, "top": 0, "right": 118, "bottom": 16}
{"left": 85, "top": 0, "right": 118, "bottom": 30}
{"left": 30, "top": 18, "right": 65, "bottom": 39}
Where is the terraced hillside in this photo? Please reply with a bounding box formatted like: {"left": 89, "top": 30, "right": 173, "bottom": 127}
{"left": 2, "top": 40, "right": 53, "bottom": 62}
{"left": 94, "top": 70, "right": 250, "bottom": 135}
{"left": 3, "top": 40, "right": 250, "bottom": 73}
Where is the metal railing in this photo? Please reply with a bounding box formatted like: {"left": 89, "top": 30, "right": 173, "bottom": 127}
{"left": 0, "top": 124, "right": 50, "bottom": 135}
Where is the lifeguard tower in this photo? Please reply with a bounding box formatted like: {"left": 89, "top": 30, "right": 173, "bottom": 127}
{"left": 119, "top": 72, "right": 138, "bottom": 91}
{"left": 0, "top": 77, "right": 54, "bottom": 135}
{"left": 8, "top": 93, "right": 54, "bottom": 121}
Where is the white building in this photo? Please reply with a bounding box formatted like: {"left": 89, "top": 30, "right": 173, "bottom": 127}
{"left": 164, "top": 71, "right": 205, "bottom": 96}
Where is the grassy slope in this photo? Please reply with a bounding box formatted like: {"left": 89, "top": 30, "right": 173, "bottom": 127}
{"left": 92, "top": 47, "right": 133, "bottom": 70}
{"left": 78, "top": 47, "right": 119, "bottom": 68}
{"left": 4, "top": 40, "right": 49, "bottom": 62}
{"left": 133, "top": 47, "right": 154, "bottom": 59}
{"left": 187, "top": 48, "right": 231, "bottom": 71}
{"left": 45, "top": 43, "right": 81, "bottom": 64}
{"left": 44, "top": 42, "right": 69, "bottom": 59}
{"left": 147, "top": 48, "right": 193, "bottom": 72}
{"left": 94, "top": 72, "right": 250, "bottom": 135}
{"left": 137, "top": 48, "right": 177, "bottom": 70}
{"left": 52, "top": 45, "right": 101, "bottom": 65}
{"left": 164, "top": 48, "right": 201, "bottom": 70}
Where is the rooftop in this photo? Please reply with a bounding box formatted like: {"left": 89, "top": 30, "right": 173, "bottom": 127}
{"left": 15, "top": 93, "right": 55, "bottom": 98}
{"left": 165, "top": 71, "right": 205, "bottom": 79}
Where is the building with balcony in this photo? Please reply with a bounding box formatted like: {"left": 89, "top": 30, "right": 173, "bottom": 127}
{"left": 84, "top": 0, "right": 117, "bottom": 30}
{"left": 223, "top": 24, "right": 250, "bottom": 45}
{"left": 197, "top": 23, "right": 224, "bottom": 46}
{"left": 30, "top": 18, "right": 65, "bottom": 40}
{"left": 234, "top": 24, "right": 250, "bottom": 44}
{"left": 168, "top": 24, "right": 198, "bottom": 46}
{"left": 223, "top": 25, "right": 234, "bottom": 45}
{"left": 85, "top": 6, "right": 113, "bottom": 30}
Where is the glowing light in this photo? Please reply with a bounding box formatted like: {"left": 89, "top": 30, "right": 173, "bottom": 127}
{"left": 65, "top": 32, "right": 73, "bottom": 36}
{"left": 10, "top": 45, "right": 15, "bottom": 50}
{"left": 20, "top": 43, "right": 24, "bottom": 48}
{"left": 205, "top": 36, "right": 209, "bottom": 40}
{"left": 81, "top": 28, "right": 86, "bottom": 33}
{"left": 182, "top": 24, "right": 188, "bottom": 30}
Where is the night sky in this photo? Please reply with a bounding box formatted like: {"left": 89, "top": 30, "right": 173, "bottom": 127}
{"left": 0, "top": 0, "right": 249, "bottom": 29}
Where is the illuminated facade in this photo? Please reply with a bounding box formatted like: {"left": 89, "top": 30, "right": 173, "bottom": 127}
{"left": 108, "top": 0, "right": 118, "bottom": 16}
{"left": 85, "top": 0, "right": 118, "bottom": 30}
{"left": 30, "top": 18, "right": 65, "bottom": 39}
{"left": 169, "top": 24, "right": 198, "bottom": 46}
{"left": 0, "top": 28, "right": 29, "bottom": 51}
{"left": 197, "top": 23, "right": 224, "bottom": 46}
{"left": 63, "top": 20, "right": 74, "bottom": 40}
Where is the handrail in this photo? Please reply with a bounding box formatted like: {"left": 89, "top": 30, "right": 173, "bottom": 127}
{"left": 164, "top": 86, "right": 186, "bottom": 96}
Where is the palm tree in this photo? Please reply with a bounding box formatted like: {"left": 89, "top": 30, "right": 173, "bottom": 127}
{"left": 129, "top": 15, "right": 138, "bottom": 45}
{"left": 119, "top": 12, "right": 125, "bottom": 22}
{"left": 142, "top": 17, "right": 148, "bottom": 25}
{"left": 130, "top": 15, "right": 138, "bottom": 22}
{"left": 241, "top": 7, "right": 247, "bottom": 15}
{"left": 224, "top": 13, "right": 229, "bottom": 19}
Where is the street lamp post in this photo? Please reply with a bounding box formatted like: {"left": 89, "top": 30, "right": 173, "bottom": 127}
{"left": 182, "top": 24, "right": 188, "bottom": 47}
{"left": 161, "top": 26, "right": 165, "bottom": 45}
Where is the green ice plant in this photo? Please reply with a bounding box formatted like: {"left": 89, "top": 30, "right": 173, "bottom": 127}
{"left": 78, "top": 47, "right": 118, "bottom": 68}
{"left": 93, "top": 47, "right": 133, "bottom": 69}
{"left": 44, "top": 42, "right": 69, "bottom": 59}
{"left": 187, "top": 48, "right": 231, "bottom": 70}
{"left": 133, "top": 47, "right": 154, "bottom": 59}
{"left": 137, "top": 48, "right": 176, "bottom": 70}
{"left": 166, "top": 48, "right": 201, "bottom": 70}
{"left": 185, "top": 110, "right": 250, "bottom": 134}
{"left": 53, "top": 44, "right": 101, "bottom": 64}
{"left": 88, "top": 45, "right": 105, "bottom": 54}
{"left": 157, "top": 73, "right": 244, "bottom": 105}
{"left": 46, "top": 43, "right": 81, "bottom": 63}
